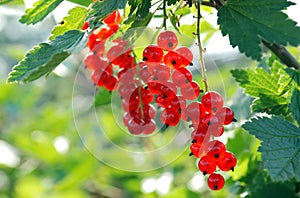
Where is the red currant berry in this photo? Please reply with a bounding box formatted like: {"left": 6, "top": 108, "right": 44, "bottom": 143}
{"left": 218, "top": 151, "right": 237, "bottom": 172}
{"left": 82, "top": 21, "right": 89, "bottom": 30}
{"left": 217, "top": 106, "right": 235, "bottom": 125}
{"left": 143, "top": 45, "right": 164, "bottom": 62}
{"left": 180, "top": 81, "right": 201, "bottom": 100}
{"left": 103, "top": 10, "right": 121, "bottom": 26}
{"left": 164, "top": 51, "right": 182, "bottom": 69}
{"left": 201, "top": 91, "right": 224, "bottom": 113}
{"left": 104, "top": 75, "right": 118, "bottom": 91}
{"left": 142, "top": 120, "right": 156, "bottom": 134}
{"left": 198, "top": 155, "right": 217, "bottom": 175}
{"left": 127, "top": 118, "right": 143, "bottom": 135}
{"left": 175, "top": 47, "right": 193, "bottom": 66}
{"left": 189, "top": 143, "right": 205, "bottom": 158}
{"left": 151, "top": 64, "right": 171, "bottom": 82}
{"left": 171, "top": 68, "right": 192, "bottom": 88}
{"left": 183, "top": 102, "right": 206, "bottom": 123}
{"left": 157, "top": 31, "right": 178, "bottom": 50}
{"left": 207, "top": 173, "right": 225, "bottom": 191}
{"left": 160, "top": 108, "right": 181, "bottom": 127}
{"left": 205, "top": 140, "right": 226, "bottom": 160}
{"left": 91, "top": 69, "right": 111, "bottom": 86}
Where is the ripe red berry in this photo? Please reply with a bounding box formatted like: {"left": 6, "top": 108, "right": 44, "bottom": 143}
{"left": 104, "top": 75, "right": 118, "bottom": 91}
{"left": 189, "top": 143, "right": 204, "bottom": 158}
{"left": 205, "top": 140, "right": 226, "bottom": 160}
{"left": 175, "top": 47, "right": 193, "bottom": 66}
{"left": 198, "top": 155, "right": 217, "bottom": 175}
{"left": 217, "top": 106, "right": 235, "bottom": 125}
{"left": 160, "top": 108, "right": 181, "bottom": 127}
{"left": 103, "top": 10, "right": 121, "bottom": 26}
{"left": 207, "top": 173, "right": 225, "bottom": 191}
{"left": 218, "top": 151, "right": 237, "bottom": 172}
{"left": 143, "top": 45, "right": 164, "bottom": 62}
{"left": 164, "top": 51, "right": 182, "bottom": 69}
{"left": 142, "top": 120, "right": 156, "bottom": 134}
{"left": 171, "top": 68, "right": 193, "bottom": 88}
{"left": 201, "top": 91, "right": 224, "bottom": 113}
{"left": 157, "top": 31, "right": 178, "bottom": 50}
{"left": 151, "top": 64, "right": 171, "bottom": 82}
{"left": 180, "top": 81, "right": 201, "bottom": 100}
{"left": 82, "top": 21, "right": 89, "bottom": 30}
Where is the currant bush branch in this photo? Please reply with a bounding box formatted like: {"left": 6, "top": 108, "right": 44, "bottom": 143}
{"left": 196, "top": 1, "right": 209, "bottom": 92}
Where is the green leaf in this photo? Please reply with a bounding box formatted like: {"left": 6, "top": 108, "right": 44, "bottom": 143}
{"left": 66, "top": 0, "right": 91, "bottom": 7}
{"left": 0, "top": 0, "right": 13, "bottom": 5}
{"left": 94, "top": 88, "right": 112, "bottom": 107}
{"left": 19, "top": 0, "right": 64, "bottom": 25}
{"left": 49, "top": 6, "right": 88, "bottom": 40}
{"left": 290, "top": 89, "right": 300, "bottom": 126}
{"left": 167, "top": 0, "right": 180, "bottom": 6}
{"left": 231, "top": 63, "right": 291, "bottom": 115}
{"left": 85, "top": 0, "right": 127, "bottom": 21}
{"left": 128, "top": 0, "right": 150, "bottom": 18}
{"left": 243, "top": 116, "right": 300, "bottom": 182}
{"left": 217, "top": 0, "right": 300, "bottom": 60}
{"left": 7, "top": 30, "right": 85, "bottom": 83}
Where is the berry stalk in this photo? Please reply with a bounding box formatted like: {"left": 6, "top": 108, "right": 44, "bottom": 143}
{"left": 196, "top": 1, "right": 209, "bottom": 92}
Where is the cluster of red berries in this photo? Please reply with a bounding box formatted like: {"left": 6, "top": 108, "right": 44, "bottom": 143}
{"left": 188, "top": 91, "right": 237, "bottom": 190}
{"left": 121, "top": 30, "right": 202, "bottom": 134}
{"left": 82, "top": 10, "right": 237, "bottom": 191}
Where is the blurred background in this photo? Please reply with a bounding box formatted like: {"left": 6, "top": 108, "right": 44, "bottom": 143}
{"left": 0, "top": 1, "right": 299, "bottom": 198}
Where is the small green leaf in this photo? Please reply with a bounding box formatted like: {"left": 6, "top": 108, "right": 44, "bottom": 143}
{"left": 217, "top": 0, "right": 300, "bottom": 60}
{"left": 7, "top": 30, "right": 85, "bottom": 83}
{"left": 19, "top": 0, "right": 64, "bottom": 25}
{"left": 49, "top": 6, "right": 88, "bottom": 40}
{"left": 94, "top": 88, "right": 112, "bottom": 107}
{"left": 243, "top": 116, "right": 300, "bottom": 182}
{"left": 231, "top": 63, "right": 292, "bottom": 116}
{"left": 290, "top": 89, "right": 300, "bottom": 126}
{"left": 86, "top": 0, "right": 127, "bottom": 21}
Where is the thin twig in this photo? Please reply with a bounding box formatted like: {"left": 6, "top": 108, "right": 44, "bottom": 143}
{"left": 196, "top": 2, "right": 209, "bottom": 92}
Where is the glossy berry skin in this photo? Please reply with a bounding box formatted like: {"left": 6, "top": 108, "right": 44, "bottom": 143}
{"left": 201, "top": 91, "right": 224, "bottom": 113}
{"left": 171, "top": 68, "right": 192, "bottom": 88}
{"left": 164, "top": 51, "right": 182, "bottom": 69}
{"left": 104, "top": 75, "right": 118, "bottom": 91}
{"left": 218, "top": 151, "right": 237, "bottom": 171}
{"left": 189, "top": 143, "right": 203, "bottom": 158}
{"left": 103, "top": 10, "right": 121, "bottom": 26}
{"left": 151, "top": 64, "right": 171, "bottom": 82}
{"left": 175, "top": 47, "right": 193, "bottom": 66}
{"left": 143, "top": 45, "right": 164, "bottom": 62}
{"left": 217, "top": 106, "right": 235, "bottom": 125}
{"left": 205, "top": 140, "right": 226, "bottom": 160}
{"left": 157, "top": 31, "right": 178, "bottom": 50}
{"left": 160, "top": 108, "right": 181, "bottom": 127}
{"left": 198, "top": 155, "right": 217, "bottom": 175}
{"left": 180, "top": 81, "right": 201, "bottom": 100}
{"left": 142, "top": 120, "right": 156, "bottom": 134}
{"left": 207, "top": 173, "right": 225, "bottom": 191}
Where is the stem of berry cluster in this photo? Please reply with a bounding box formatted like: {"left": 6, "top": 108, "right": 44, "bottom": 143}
{"left": 196, "top": 2, "right": 209, "bottom": 92}
{"left": 163, "top": 0, "right": 167, "bottom": 30}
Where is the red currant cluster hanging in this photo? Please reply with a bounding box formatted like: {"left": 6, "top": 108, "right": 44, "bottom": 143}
{"left": 82, "top": 9, "right": 237, "bottom": 191}
{"left": 188, "top": 91, "right": 237, "bottom": 190}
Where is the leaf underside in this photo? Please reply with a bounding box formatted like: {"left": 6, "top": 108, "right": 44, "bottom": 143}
{"left": 243, "top": 116, "right": 300, "bottom": 182}
{"left": 217, "top": 0, "right": 300, "bottom": 60}
{"left": 7, "top": 30, "right": 85, "bottom": 83}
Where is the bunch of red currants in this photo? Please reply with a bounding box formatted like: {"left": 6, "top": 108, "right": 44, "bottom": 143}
{"left": 83, "top": 9, "right": 236, "bottom": 191}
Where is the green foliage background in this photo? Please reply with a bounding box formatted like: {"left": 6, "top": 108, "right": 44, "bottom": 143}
{"left": 1, "top": 0, "right": 300, "bottom": 197}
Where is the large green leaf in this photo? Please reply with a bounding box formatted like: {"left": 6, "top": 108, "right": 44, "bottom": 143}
{"left": 217, "top": 0, "right": 300, "bottom": 60}
{"left": 7, "top": 30, "right": 85, "bottom": 83}
{"left": 19, "top": 0, "right": 63, "bottom": 25}
{"left": 85, "top": 0, "right": 127, "bottom": 21}
{"left": 243, "top": 116, "right": 300, "bottom": 182}
{"left": 49, "top": 6, "right": 88, "bottom": 40}
{"left": 231, "top": 62, "right": 291, "bottom": 115}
